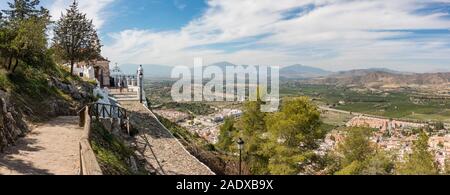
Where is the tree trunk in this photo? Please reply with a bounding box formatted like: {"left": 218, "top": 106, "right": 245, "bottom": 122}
{"left": 12, "top": 59, "right": 19, "bottom": 73}
{"left": 2, "top": 58, "right": 8, "bottom": 69}
{"left": 7, "top": 56, "right": 13, "bottom": 70}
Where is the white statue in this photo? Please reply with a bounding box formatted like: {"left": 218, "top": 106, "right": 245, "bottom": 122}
{"left": 138, "top": 65, "right": 144, "bottom": 76}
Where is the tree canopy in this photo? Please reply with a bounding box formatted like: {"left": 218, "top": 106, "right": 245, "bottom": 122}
{"left": 216, "top": 117, "right": 237, "bottom": 152}
{"left": 264, "top": 97, "right": 325, "bottom": 174}
{"left": 0, "top": 0, "right": 50, "bottom": 72}
{"left": 332, "top": 127, "right": 395, "bottom": 175}
{"left": 217, "top": 97, "right": 328, "bottom": 175}
{"left": 52, "top": 0, "right": 101, "bottom": 74}
{"left": 397, "top": 131, "right": 439, "bottom": 175}
{"left": 2, "top": 0, "right": 47, "bottom": 20}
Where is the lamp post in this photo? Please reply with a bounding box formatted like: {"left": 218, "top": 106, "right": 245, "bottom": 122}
{"left": 237, "top": 138, "right": 245, "bottom": 175}
{"left": 139, "top": 68, "right": 143, "bottom": 103}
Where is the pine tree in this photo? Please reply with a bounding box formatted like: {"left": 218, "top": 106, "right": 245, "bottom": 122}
{"left": 337, "top": 127, "right": 374, "bottom": 167}
{"left": 333, "top": 127, "right": 395, "bottom": 175}
{"left": 264, "top": 97, "right": 324, "bottom": 175}
{"left": 216, "top": 117, "right": 237, "bottom": 152}
{"left": 2, "top": 0, "right": 47, "bottom": 20}
{"left": 397, "top": 131, "right": 439, "bottom": 175}
{"left": 239, "top": 98, "right": 270, "bottom": 175}
{"left": 52, "top": 0, "right": 101, "bottom": 74}
{"left": 241, "top": 99, "right": 266, "bottom": 136}
{"left": 360, "top": 150, "right": 395, "bottom": 175}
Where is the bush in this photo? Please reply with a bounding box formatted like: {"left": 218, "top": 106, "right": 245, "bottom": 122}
{"left": 90, "top": 121, "right": 149, "bottom": 175}
{"left": 0, "top": 69, "right": 11, "bottom": 91}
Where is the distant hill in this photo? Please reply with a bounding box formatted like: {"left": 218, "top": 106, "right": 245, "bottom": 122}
{"left": 204, "top": 62, "right": 333, "bottom": 79}
{"left": 310, "top": 70, "right": 450, "bottom": 90}
{"left": 119, "top": 62, "right": 331, "bottom": 79}
{"left": 280, "top": 64, "right": 332, "bottom": 78}
{"left": 119, "top": 63, "right": 447, "bottom": 88}
{"left": 207, "top": 61, "right": 238, "bottom": 70}
{"left": 208, "top": 62, "right": 332, "bottom": 78}
{"left": 118, "top": 62, "right": 333, "bottom": 79}
{"left": 119, "top": 64, "right": 174, "bottom": 78}
{"left": 331, "top": 68, "right": 411, "bottom": 77}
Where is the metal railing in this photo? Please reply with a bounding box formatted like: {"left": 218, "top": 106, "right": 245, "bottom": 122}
{"left": 89, "top": 103, "right": 128, "bottom": 120}
{"left": 77, "top": 102, "right": 131, "bottom": 175}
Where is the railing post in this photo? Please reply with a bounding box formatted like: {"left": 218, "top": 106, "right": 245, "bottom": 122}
{"left": 102, "top": 105, "right": 106, "bottom": 118}
{"left": 127, "top": 117, "right": 131, "bottom": 136}
{"left": 95, "top": 104, "right": 99, "bottom": 119}
{"left": 79, "top": 106, "right": 86, "bottom": 127}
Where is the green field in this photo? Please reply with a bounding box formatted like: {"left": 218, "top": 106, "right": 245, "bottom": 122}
{"left": 160, "top": 102, "right": 215, "bottom": 116}
{"left": 144, "top": 80, "right": 175, "bottom": 104}
{"left": 321, "top": 110, "right": 354, "bottom": 126}
{"left": 146, "top": 80, "right": 450, "bottom": 123}
{"left": 281, "top": 83, "right": 450, "bottom": 123}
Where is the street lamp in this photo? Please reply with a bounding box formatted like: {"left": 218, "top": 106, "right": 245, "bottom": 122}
{"left": 237, "top": 138, "right": 245, "bottom": 175}
{"left": 139, "top": 67, "right": 143, "bottom": 103}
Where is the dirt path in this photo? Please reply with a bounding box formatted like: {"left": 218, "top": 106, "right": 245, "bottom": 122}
{"left": 120, "top": 101, "right": 214, "bottom": 175}
{"left": 0, "top": 116, "right": 83, "bottom": 175}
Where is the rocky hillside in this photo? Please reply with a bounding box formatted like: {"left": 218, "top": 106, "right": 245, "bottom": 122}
{"left": 280, "top": 64, "right": 332, "bottom": 79}
{"left": 309, "top": 71, "right": 450, "bottom": 90}
{"left": 0, "top": 66, "right": 96, "bottom": 152}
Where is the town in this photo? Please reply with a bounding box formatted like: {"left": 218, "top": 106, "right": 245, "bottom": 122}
{"left": 322, "top": 115, "right": 450, "bottom": 170}
{"left": 155, "top": 107, "right": 242, "bottom": 143}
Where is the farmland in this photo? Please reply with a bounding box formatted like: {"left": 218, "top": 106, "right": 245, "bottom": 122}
{"left": 281, "top": 83, "right": 450, "bottom": 123}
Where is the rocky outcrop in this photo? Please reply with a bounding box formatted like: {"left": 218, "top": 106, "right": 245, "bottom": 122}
{"left": 48, "top": 77, "right": 95, "bottom": 112}
{"left": 0, "top": 90, "right": 29, "bottom": 152}
{"left": 0, "top": 77, "right": 95, "bottom": 152}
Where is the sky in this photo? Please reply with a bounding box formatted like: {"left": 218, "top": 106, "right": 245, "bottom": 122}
{"left": 1, "top": 0, "right": 450, "bottom": 72}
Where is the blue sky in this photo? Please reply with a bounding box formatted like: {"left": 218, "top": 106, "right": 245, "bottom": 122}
{"left": 1, "top": 0, "right": 450, "bottom": 72}
{"left": 99, "top": 0, "right": 208, "bottom": 43}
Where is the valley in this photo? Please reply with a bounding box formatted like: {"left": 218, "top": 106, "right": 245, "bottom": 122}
{"left": 281, "top": 83, "right": 450, "bottom": 123}
{"left": 142, "top": 67, "right": 450, "bottom": 175}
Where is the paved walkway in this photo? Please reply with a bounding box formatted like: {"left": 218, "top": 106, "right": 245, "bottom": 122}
{"left": 0, "top": 116, "right": 83, "bottom": 175}
{"left": 120, "top": 101, "right": 214, "bottom": 175}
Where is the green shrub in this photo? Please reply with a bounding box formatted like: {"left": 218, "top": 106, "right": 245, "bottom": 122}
{"left": 90, "top": 121, "right": 148, "bottom": 175}
{"left": 0, "top": 69, "right": 11, "bottom": 91}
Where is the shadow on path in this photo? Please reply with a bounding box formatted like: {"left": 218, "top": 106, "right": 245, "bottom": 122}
{"left": 0, "top": 137, "right": 50, "bottom": 175}
{"left": 0, "top": 116, "right": 82, "bottom": 175}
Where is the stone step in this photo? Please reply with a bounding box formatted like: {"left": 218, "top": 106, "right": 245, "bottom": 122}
{"left": 110, "top": 92, "right": 138, "bottom": 96}
{"left": 112, "top": 95, "right": 139, "bottom": 99}
{"left": 114, "top": 97, "right": 140, "bottom": 101}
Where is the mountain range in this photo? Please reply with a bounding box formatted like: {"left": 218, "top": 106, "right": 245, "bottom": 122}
{"left": 117, "top": 62, "right": 333, "bottom": 79}
{"left": 280, "top": 64, "right": 332, "bottom": 78}
{"left": 116, "top": 62, "right": 449, "bottom": 90}
{"left": 310, "top": 71, "right": 450, "bottom": 90}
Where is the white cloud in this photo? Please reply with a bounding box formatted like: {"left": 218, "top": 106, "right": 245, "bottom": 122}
{"left": 103, "top": 0, "right": 450, "bottom": 72}
{"left": 49, "top": 0, "right": 115, "bottom": 29}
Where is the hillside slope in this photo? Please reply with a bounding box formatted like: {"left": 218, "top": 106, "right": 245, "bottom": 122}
{"left": 310, "top": 71, "right": 450, "bottom": 90}
{"left": 280, "top": 64, "right": 332, "bottom": 78}
{"left": 0, "top": 65, "right": 96, "bottom": 152}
